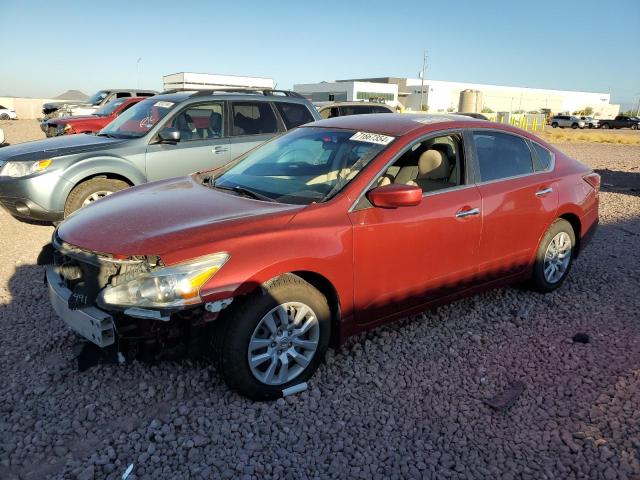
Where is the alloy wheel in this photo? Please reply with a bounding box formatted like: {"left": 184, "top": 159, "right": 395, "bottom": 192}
{"left": 247, "top": 302, "right": 320, "bottom": 386}
{"left": 82, "top": 190, "right": 113, "bottom": 206}
{"left": 543, "top": 231, "right": 572, "bottom": 284}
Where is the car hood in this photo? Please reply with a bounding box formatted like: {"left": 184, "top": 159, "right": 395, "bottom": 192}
{"left": 57, "top": 175, "right": 304, "bottom": 259}
{"left": 48, "top": 115, "right": 103, "bottom": 124}
{"left": 0, "top": 134, "right": 127, "bottom": 163}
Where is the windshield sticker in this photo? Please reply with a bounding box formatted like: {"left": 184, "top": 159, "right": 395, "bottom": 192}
{"left": 154, "top": 101, "right": 174, "bottom": 108}
{"left": 349, "top": 132, "right": 394, "bottom": 145}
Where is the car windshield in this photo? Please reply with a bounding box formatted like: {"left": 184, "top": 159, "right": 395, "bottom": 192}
{"left": 94, "top": 98, "right": 127, "bottom": 117}
{"left": 212, "top": 127, "right": 391, "bottom": 205}
{"left": 87, "top": 91, "right": 109, "bottom": 105}
{"left": 98, "top": 99, "right": 176, "bottom": 138}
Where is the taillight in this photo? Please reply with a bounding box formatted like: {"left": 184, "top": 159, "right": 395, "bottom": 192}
{"left": 583, "top": 172, "right": 600, "bottom": 192}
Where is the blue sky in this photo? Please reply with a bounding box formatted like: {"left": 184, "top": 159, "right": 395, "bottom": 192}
{"left": 2, "top": 0, "right": 639, "bottom": 108}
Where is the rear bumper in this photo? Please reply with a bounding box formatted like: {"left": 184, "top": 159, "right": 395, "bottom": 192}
{"left": 46, "top": 266, "right": 115, "bottom": 347}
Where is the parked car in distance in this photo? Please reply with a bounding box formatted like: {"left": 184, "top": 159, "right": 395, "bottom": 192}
{"left": 0, "top": 90, "right": 320, "bottom": 222}
{"left": 579, "top": 116, "right": 599, "bottom": 129}
{"left": 42, "top": 89, "right": 157, "bottom": 119}
{"left": 318, "top": 101, "right": 394, "bottom": 119}
{"left": 0, "top": 128, "right": 5, "bottom": 146}
{"left": 0, "top": 105, "right": 18, "bottom": 120}
{"left": 454, "top": 112, "right": 489, "bottom": 120}
{"left": 549, "top": 115, "right": 585, "bottom": 129}
{"left": 40, "top": 97, "right": 146, "bottom": 137}
{"left": 598, "top": 115, "right": 640, "bottom": 130}
{"left": 45, "top": 113, "right": 599, "bottom": 399}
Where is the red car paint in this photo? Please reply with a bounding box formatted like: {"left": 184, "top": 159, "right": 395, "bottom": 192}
{"left": 46, "top": 97, "right": 146, "bottom": 135}
{"left": 57, "top": 115, "right": 599, "bottom": 344}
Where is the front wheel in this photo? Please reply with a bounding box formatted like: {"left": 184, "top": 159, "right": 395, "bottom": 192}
{"left": 217, "top": 274, "right": 331, "bottom": 400}
{"left": 0, "top": 113, "right": 9, "bottom": 120}
{"left": 571, "top": 123, "right": 578, "bottom": 129}
{"left": 530, "top": 219, "right": 576, "bottom": 293}
{"left": 551, "top": 122, "right": 558, "bottom": 128}
{"left": 601, "top": 123, "right": 610, "bottom": 129}
{"left": 64, "top": 177, "right": 129, "bottom": 217}
{"left": 632, "top": 124, "right": 638, "bottom": 130}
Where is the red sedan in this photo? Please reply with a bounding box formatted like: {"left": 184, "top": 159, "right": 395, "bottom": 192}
{"left": 41, "top": 97, "right": 147, "bottom": 137}
{"left": 48, "top": 114, "right": 599, "bottom": 399}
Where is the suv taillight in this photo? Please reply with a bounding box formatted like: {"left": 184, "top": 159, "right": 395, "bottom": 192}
{"left": 583, "top": 172, "right": 601, "bottom": 192}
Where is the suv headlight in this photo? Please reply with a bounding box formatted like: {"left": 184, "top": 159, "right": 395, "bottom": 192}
{"left": 98, "top": 253, "right": 229, "bottom": 309}
{"left": 0, "top": 159, "right": 52, "bottom": 177}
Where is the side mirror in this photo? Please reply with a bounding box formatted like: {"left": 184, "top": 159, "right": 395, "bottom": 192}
{"left": 158, "top": 127, "right": 180, "bottom": 143}
{"left": 367, "top": 184, "right": 422, "bottom": 208}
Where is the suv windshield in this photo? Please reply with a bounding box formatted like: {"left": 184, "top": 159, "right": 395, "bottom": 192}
{"left": 212, "top": 127, "right": 391, "bottom": 204}
{"left": 95, "top": 98, "right": 126, "bottom": 117}
{"left": 98, "top": 99, "right": 176, "bottom": 138}
{"left": 87, "top": 91, "right": 109, "bottom": 106}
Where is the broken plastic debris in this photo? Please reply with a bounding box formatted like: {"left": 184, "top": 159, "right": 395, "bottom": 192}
{"left": 282, "top": 382, "right": 308, "bottom": 397}
{"left": 122, "top": 463, "right": 134, "bottom": 480}
{"left": 485, "top": 381, "right": 525, "bottom": 411}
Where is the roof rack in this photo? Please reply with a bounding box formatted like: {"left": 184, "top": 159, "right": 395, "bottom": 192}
{"left": 160, "top": 88, "right": 305, "bottom": 99}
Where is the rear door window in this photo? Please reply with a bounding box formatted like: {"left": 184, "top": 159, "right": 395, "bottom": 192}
{"left": 531, "top": 142, "right": 553, "bottom": 171}
{"left": 231, "top": 102, "right": 279, "bottom": 136}
{"left": 472, "top": 131, "right": 534, "bottom": 182}
{"left": 275, "top": 102, "right": 315, "bottom": 129}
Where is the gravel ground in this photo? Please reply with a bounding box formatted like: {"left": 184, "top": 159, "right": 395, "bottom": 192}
{"left": 0, "top": 120, "right": 45, "bottom": 145}
{"left": 0, "top": 133, "right": 639, "bottom": 479}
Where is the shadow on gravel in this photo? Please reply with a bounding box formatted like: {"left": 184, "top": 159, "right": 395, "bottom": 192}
{"left": 1, "top": 215, "right": 639, "bottom": 479}
{"left": 596, "top": 168, "right": 640, "bottom": 197}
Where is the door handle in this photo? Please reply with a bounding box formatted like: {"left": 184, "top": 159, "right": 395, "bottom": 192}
{"left": 455, "top": 207, "right": 480, "bottom": 218}
{"left": 213, "top": 146, "right": 228, "bottom": 154}
{"left": 535, "top": 187, "right": 553, "bottom": 197}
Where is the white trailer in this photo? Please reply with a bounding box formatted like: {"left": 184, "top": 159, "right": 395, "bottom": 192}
{"left": 163, "top": 72, "right": 274, "bottom": 91}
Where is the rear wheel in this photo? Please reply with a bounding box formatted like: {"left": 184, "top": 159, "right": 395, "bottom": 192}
{"left": 601, "top": 123, "right": 610, "bottom": 129}
{"left": 216, "top": 274, "right": 331, "bottom": 400}
{"left": 64, "top": 178, "right": 129, "bottom": 217}
{"left": 530, "top": 219, "right": 576, "bottom": 293}
{"left": 571, "top": 123, "right": 578, "bottom": 129}
{"left": 0, "top": 113, "right": 9, "bottom": 120}
{"left": 632, "top": 124, "right": 638, "bottom": 130}
{"left": 551, "top": 122, "right": 558, "bottom": 128}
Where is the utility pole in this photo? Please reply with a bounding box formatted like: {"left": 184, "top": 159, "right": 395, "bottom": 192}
{"left": 636, "top": 95, "right": 640, "bottom": 116}
{"left": 420, "top": 51, "right": 428, "bottom": 111}
{"left": 136, "top": 58, "right": 142, "bottom": 89}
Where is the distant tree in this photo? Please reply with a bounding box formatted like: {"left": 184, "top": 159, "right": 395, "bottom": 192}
{"left": 447, "top": 106, "right": 455, "bottom": 112}
{"left": 481, "top": 107, "right": 494, "bottom": 113}
{"left": 528, "top": 110, "right": 539, "bottom": 114}
{"left": 513, "top": 109, "right": 525, "bottom": 114}
{"left": 573, "top": 106, "right": 594, "bottom": 116}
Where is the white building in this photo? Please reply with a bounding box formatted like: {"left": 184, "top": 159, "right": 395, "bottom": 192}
{"left": 163, "top": 72, "right": 274, "bottom": 91}
{"left": 295, "top": 77, "right": 620, "bottom": 118}
{"left": 293, "top": 81, "right": 399, "bottom": 107}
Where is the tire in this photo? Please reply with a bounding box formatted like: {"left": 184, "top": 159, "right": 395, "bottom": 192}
{"left": 0, "top": 113, "right": 9, "bottom": 120}
{"left": 64, "top": 178, "right": 129, "bottom": 217}
{"left": 571, "top": 123, "right": 578, "bottom": 129}
{"left": 530, "top": 219, "right": 576, "bottom": 293}
{"left": 632, "top": 124, "right": 638, "bottom": 130}
{"left": 216, "top": 273, "right": 331, "bottom": 400}
{"left": 601, "top": 123, "right": 610, "bottom": 129}
{"left": 551, "top": 122, "right": 558, "bottom": 128}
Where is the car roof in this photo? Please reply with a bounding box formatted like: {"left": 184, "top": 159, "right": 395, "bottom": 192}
{"left": 304, "top": 113, "right": 483, "bottom": 137}
{"left": 149, "top": 90, "right": 311, "bottom": 105}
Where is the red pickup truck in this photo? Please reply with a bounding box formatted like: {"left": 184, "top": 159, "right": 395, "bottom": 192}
{"left": 41, "top": 97, "right": 147, "bottom": 137}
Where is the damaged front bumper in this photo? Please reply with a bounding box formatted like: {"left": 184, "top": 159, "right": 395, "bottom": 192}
{"left": 46, "top": 265, "right": 116, "bottom": 347}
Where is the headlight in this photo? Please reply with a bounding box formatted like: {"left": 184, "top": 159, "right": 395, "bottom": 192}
{"left": 98, "top": 253, "right": 229, "bottom": 309}
{"left": 0, "top": 159, "right": 52, "bottom": 177}
{"left": 62, "top": 124, "right": 73, "bottom": 133}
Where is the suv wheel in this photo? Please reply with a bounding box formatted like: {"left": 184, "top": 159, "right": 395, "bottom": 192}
{"left": 571, "top": 123, "right": 578, "bottom": 129}
{"left": 632, "top": 124, "right": 638, "bottom": 130}
{"left": 216, "top": 274, "right": 331, "bottom": 400}
{"left": 0, "top": 113, "right": 9, "bottom": 120}
{"left": 551, "top": 122, "right": 558, "bottom": 128}
{"left": 64, "top": 178, "right": 129, "bottom": 217}
{"left": 530, "top": 219, "right": 575, "bottom": 293}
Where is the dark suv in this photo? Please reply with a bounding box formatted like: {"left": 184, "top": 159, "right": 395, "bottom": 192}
{"left": 0, "top": 90, "right": 319, "bottom": 222}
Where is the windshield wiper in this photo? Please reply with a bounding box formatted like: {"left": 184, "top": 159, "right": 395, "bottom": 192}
{"left": 212, "top": 183, "right": 274, "bottom": 202}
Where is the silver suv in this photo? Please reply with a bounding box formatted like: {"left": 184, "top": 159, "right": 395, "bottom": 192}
{"left": 0, "top": 90, "right": 320, "bottom": 222}
{"left": 550, "top": 115, "right": 585, "bottom": 129}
